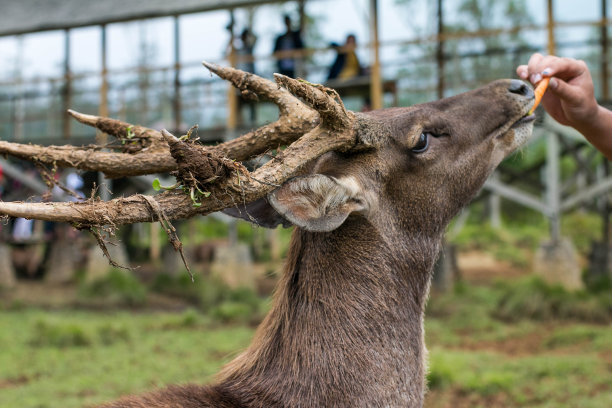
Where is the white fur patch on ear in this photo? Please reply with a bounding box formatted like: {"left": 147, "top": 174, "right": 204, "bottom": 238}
{"left": 268, "top": 175, "right": 369, "bottom": 232}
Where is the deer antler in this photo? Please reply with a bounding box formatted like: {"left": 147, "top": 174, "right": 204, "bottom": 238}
{"left": 0, "top": 68, "right": 364, "bottom": 228}
{"left": 0, "top": 64, "right": 319, "bottom": 178}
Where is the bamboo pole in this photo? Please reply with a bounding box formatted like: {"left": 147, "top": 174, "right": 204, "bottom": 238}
{"left": 547, "top": 0, "right": 556, "bottom": 55}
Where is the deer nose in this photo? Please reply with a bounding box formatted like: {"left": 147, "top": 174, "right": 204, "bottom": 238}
{"left": 508, "top": 79, "right": 534, "bottom": 99}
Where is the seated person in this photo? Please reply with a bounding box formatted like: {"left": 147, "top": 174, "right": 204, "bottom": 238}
{"left": 328, "top": 34, "right": 363, "bottom": 81}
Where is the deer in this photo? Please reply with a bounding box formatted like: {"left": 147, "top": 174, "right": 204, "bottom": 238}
{"left": 0, "top": 63, "right": 535, "bottom": 407}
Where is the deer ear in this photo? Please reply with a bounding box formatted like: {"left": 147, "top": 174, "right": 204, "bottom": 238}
{"left": 222, "top": 197, "right": 293, "bottom": 228}
{"left": 268, "top": 174, "right": 368, "bottom": 232}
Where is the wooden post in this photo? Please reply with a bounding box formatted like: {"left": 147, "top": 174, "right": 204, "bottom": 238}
{"left": 98, "top": 25, "right": 111, "bottom": 202}
{"left": 602, "top": 0, "right": 609, "bottom": 100}
{"left": 369, "top": 0, "right": 383, "bottom": 110}
{"left": 98, "top": 25, "right": 109, "bottom": 142}
{"left": 602, "top": 160, "right": 610, "bottom": 276}
{"left": 150, "top": 222, "right": 160, "bottom": 262}
{"left": 547, "top": 131, "right": 561, "bottom": 243}
{"left": 489, "top": 173, "right": 501, "bottom": 228}
{"left": 226, "top": 10, "right": 238, "bottom": 134}
{"left": 298, "top": 0, "right": 306, "bottom": 33}
{"left": 436, "top": 0, "right": 445, "bottom": 99}
{"left": 547, "top": 0, "right": 556, "bottom": 55}
{"left": 173, "top": 15, "right": 182, "bottom": 134}
{"left": 13, "top": 36, "right": 24, "bottom": 142}
{"left": 297, "top": 0, "right": 306, "bottom": 79}
{"left": 62, "top": 29, "right": 72, "bottom": 139}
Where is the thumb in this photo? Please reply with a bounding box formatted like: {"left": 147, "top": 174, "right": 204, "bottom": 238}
{"left": 548, "top": 77, "right": 582, "bottom": 105}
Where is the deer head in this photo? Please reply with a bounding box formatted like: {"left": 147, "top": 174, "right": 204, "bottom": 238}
{"left": 0, "top": 66, "right": 535, "bottom": 408}
{"left": 231, "top": 78, "right": 534, "bottom": 239}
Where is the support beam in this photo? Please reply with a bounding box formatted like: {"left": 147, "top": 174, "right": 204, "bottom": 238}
{"left": 547, "top": 0, "right": 556, "bottom": 55}
{"left": 62, "top": 29, "right": 72, "bottom": 139}
{"left": 13, "top": 35, "right": 24, "bottom": 142}
{"left": 436, "top": 0, "right": 445, "bottom": 99}
{"left": 369, "top": 0, "right": 383, "bottom": 110}
{"left": 602, "top": 0, "right": 609, "bottom": 99}
{"left": 99, "top": 25, "right": 111, "bottom": 202}
{"left": 561, "top": 174, "right": 612, "bottom": 212}
{"left": 547, "top": 131, "right": 561, "bottom": 242}
{"left": 173, "top": 15, "right": 182, "bottom": 134}
{"left": 602, "top": 160, "right": 610, "bottom": 277}
{"left": 99, "top": 25, "right": 109, "bottom": 131}
{"left": 226, "top": 10, "right": 238, "bottom": 134}
{"left": 0, "top": 159, "right": 64, "bottom": 200}
{"left": 488, "top": 172, "right": 501, "bottom": 228}
{"left": 483, "top": 178, "right": 550, "bottom": 216}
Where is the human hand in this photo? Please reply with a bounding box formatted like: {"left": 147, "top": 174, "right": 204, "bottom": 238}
{"left": 516, "top": 53, "right": 599, "bottom": 130}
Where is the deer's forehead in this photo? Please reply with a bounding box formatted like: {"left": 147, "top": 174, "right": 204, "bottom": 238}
{"left": 365, "top": 105, "right": 458, "bottom": 136}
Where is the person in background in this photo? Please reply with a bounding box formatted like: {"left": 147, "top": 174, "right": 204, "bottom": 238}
{"left": 517, "top": 53, "right": 612, "bottom": 161}
{"left": 328, "top": 34, "right": 362, "bottom": 81}
{"left": 236, "top": 28, "right": 256, "bottom": 75}
{"left": 235, "top": 28, "right": 257, "bottom": 124}
{"left": 273, "top": 15, "right": 304, "bottom": 78}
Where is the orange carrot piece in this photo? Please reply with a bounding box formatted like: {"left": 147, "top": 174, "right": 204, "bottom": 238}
{"left": 528, "top": 77, "right": 550, "bottom": 115}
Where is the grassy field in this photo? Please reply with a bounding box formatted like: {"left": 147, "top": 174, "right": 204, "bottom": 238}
{"left": 0, "top": 309, "right": 254, "bottom": 408}
{"left": 1, "top": 278, "right": 611, "bottom": 408}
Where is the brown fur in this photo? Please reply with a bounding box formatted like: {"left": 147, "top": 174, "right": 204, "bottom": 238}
{"left": 100, "top": 79, "right": 534, "bottom": 408}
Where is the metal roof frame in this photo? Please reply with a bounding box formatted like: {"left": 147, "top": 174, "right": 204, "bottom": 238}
{"left": 0, "top": 0, "right": 286, "bottom": 37}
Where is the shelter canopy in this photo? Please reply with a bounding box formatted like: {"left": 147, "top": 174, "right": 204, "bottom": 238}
{"left": 0, "top": 0, "right": 283, "bottom": 37}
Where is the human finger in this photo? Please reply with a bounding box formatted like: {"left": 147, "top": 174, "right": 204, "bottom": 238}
{"left": 516, "top": 65, "right": 529, "bottom": 79}
{"left": 537, "top": 57, "right": 588, "bottom": 82}
{"left": 547, "top": 77, "right": 583, "bottom": 105}
{"left": 525, "top": 53, "right": 546, "bottom": 84}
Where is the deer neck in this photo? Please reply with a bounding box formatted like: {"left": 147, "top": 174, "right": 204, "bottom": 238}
{"left": 218, "top": 217, "right": 441, "bottom": 407}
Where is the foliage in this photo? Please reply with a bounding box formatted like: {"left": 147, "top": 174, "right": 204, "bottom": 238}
{"left": 450, "top": 210, "right": 605, "bottom": 269}
{"left": 494, "top": 277, "right": 612, "bottom": 324}
{"left": 78, "top": 269, "right": 148, "bottom": 307}
{"left": 561, "top": 212, "right": 602, "bottom": 255}
{"left": 449, "top": 222, "right": 543, "bottom": 267}
{"left": 151, "top": 273, "right": 266, "bottom": 324}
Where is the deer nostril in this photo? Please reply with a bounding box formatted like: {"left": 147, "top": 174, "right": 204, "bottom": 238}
{"left": 508, "top": 79, "right": 534, "bottom": 99}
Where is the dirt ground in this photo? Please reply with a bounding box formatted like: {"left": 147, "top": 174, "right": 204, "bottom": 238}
{"left": 457, "top": 250, "right": 528, "bottom": 283}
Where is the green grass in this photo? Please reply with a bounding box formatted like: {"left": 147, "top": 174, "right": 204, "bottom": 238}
{"left": 424, "top": 280, "right": 612, "bottom": 407}
{"left": 427, "top": 348, "right": 612, "bottom": 407}
{"left": 1, "top": 277, "right": 611, "bottom": 408}
{"left": 0, "top": 309, "right": 254, "bottom": 408}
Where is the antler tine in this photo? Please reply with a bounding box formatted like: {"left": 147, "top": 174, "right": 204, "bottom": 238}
{"left": 202, "top": 61, "right": 319, "bottom": 160}
{"left": 68, "top": 109, "right": 165, "bottom": 148}
{"left": 0, "top": 120, "right": 359, "bottom": 228}
{"left": 273, "top": 74, "right": 354, "bottom": 130}
{"left": 0, "top": 141, "right": 175, "bottom": 178}
{"left": 203, "top": 61, "right": 294, "bottom": 110}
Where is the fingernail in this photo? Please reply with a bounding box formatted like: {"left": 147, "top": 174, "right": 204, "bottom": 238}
{"left": 549, "top": 78, "right": 558, "bottom": 89}
{"left": 518, "top": 70, "right": 528, "bottom": 79}
{"left": 531, "top": 73, "right": 542, "bottom": 84}
{"left": 542, "top": 68, "right": 552, "bottom": 76}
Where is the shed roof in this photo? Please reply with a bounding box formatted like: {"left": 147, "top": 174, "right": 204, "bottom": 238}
{"left": 0, "top": 0, "right": 284, "bottom": 37}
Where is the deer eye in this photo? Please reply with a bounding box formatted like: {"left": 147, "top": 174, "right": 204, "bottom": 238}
{"left": 411, "top": 132, "right": 430, "bottom": 153}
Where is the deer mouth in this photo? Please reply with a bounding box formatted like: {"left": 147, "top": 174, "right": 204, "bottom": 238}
{"left": 511, "top": 112, "right": 536, "bottom": 128}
